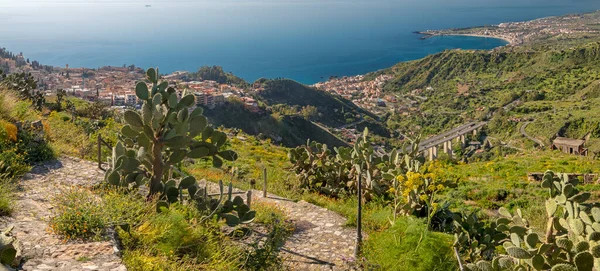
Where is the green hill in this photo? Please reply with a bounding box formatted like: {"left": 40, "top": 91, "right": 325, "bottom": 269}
{"left": 255, "top": 78, "right": 379, "bottom": 128}
{"left": 374, "top": 41, "right": 600, "bottom": 151}
{"left": 202, "top": 98, "right": 348, "bottom": 149}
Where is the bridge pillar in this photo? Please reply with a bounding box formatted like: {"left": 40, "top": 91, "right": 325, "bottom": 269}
{"left": 428, "top": 146, "right": 438, "bottom": 161}
{"left": 473, "top": 129, "right": 478, "bottom": 137}
{"left": 460, "top": 135, "right": 466, "bottom": 146}
{"left": 447, "top": 140, "right": 453, "bottom": 157}
{"left": 443, "top": 141, "right": 448, "bottom": 154}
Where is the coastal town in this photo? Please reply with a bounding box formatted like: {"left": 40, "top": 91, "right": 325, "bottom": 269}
{"left": 0, "top": 50, "right": 259, "bottom": 112}
{"left": 313, "top": 74, "right": 432, "bottom": 118}
{"left": 419, "top": 10, "right": 600, "bottom": 46}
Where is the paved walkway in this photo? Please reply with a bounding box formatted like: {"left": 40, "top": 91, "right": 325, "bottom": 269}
{"left": 202, "top": 180, "right": 359, "bottom": 271}
{"left": 0, "top": 157, "right": 126, "bottom": 271}
{"left": 3, "top": 157, "right": 359, "bottom": 271}
{"left": 263, "top": 196, "right": 357, "bottom": 270}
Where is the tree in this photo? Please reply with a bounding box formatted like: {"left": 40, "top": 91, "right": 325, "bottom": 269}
{"left": 301, "top": 105, "right": 318, "bottom": 121}
{"left": 56, "top": 89, "right": 66, "bottom": 112}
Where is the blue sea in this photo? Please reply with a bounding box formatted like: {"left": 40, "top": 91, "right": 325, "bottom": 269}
{"left": 1, "top": 0, "right": 600, "bottom": 84}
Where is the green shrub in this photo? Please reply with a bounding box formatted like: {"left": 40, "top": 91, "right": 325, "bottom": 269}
{"left": 0, "top": 180, "right": 15, "bottom": 216}
{"left": 363, "top": 217, "right": 457, "bottom": 271}
{"left": 13, "top": 127, "right": 54, "bottom": 163}
{"left": 119, "top": 204, "right": 245, "bottom": 271}
{"left": 50, "top": 187, "right": 105, "bottom": 240}
{"left": 100, "top": 188, "right": 153, "bottom": 227}
{"left": 0, "top": 148, "right": 30, "bottom": 181}
{"left": 252, "top": 201, "right": 288, "bottom": 225}
{"left": 46, "top": 111, "right": 92, "bottom": 157}
{"left": 244, "top": 200, "right": 294, "bottom": 271}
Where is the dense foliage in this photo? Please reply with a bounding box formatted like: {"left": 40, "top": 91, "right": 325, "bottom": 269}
{"left": 374, "top": 41, "right": 600, "bottom": 148}
{"left": 454, "top": 171, "right": 600, "bottom": 270}
{"left": 203, "top": 97, "right": 349, "bottom": 148}
{"left": 256, "top": 78, "right": 379, "bottom": 127}
{"left": 187, "top": 66, "right": 248, "bottom": 87}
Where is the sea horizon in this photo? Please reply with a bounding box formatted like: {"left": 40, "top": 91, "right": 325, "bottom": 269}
{"left": 2, "top": 0, "right": 600, "bottom": 84}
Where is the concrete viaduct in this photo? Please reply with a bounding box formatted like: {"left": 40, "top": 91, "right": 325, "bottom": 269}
{"left": 409, "top": 121, "right": 487, "bottom": 160}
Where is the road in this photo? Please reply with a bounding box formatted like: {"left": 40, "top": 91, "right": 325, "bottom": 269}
{"left": 520, "top": 121, "right": 545, "bottom": 147}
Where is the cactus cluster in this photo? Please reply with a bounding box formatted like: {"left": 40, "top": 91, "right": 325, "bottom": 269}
{"left": 453, "top": 211, "right": 508, "bottom": 263}
{"left": 105, "top": 68, "right": 240, "bottom": 214}
{"left": 194, "top": 180, "right": 256, "bottom": 226}
{"left": 456, "top": 170, "right": 599, "bottom": 271}
{"left": 288, "top": 128, "right": 421, "bottom": 199}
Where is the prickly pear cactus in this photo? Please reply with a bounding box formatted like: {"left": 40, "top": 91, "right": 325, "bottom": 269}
{"left": 288, "top": 128, "right": 423, "bottom": 199}
{"left": 193, "top": 180, "right": 256, "bottom": 227}
{"left": 459, "top": 171, "right": 600, "bottom": 271}
{"left": 105, "top": 68, "right": 238, "bottom": 210}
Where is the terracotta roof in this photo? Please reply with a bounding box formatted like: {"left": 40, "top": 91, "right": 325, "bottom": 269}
{"left": 553, "top": 137, "right": 585, "bottom": 147}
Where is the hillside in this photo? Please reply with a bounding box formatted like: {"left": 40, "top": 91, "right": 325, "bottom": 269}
{"left": 372, "top": 41, "right": 600, "bottom": 151}
{"left": 202, "top": 97, "right": 349, "bottom": 149}
{"left": 255, "top": 78, "right": 379, "bottom": 128}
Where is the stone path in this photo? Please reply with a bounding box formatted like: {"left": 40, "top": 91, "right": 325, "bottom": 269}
{"left": 259, "top": 195, "right": 358, "bottom": 270}
{"left": 2, "top": 156, "right": 359, "bottom": 271}
{"left": 0, "top": 157, "right": 126, "bottom": 271}
{"left": 201, "top": 180, "right": 359, "bottom": 271}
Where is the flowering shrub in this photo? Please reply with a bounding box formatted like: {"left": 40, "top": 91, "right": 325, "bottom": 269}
{"left": 0, "top": 148, "right": 29, "bottom": 181}
{"left": 391, "top": 160, "right": 455, "bottom": 227}
{"left": 50, "top": 187, "right": 105, "bottom": 240}
{"left": 0, "top": 120, "right": 17, "bottom": 142}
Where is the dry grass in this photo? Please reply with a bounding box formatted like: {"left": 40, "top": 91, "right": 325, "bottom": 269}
{"left": 0, "top": 90, "right": 19, "bottom": 120}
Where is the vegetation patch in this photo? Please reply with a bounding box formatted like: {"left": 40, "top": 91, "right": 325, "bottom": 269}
{"left": 362, "top": 216, "right": 457, "bottom": 271}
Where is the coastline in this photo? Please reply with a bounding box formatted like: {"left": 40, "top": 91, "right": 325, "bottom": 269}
{"left": 417, "top": 31, "right": 514, "bottom": 46}
{"left": 436, "top": 33, "right": 514, "bottom": 46}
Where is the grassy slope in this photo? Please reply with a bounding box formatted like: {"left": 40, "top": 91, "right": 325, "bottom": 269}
{"left": 203, "top": 101, "right": 348, "bottom": 149}
{"left": 256, "top": 79, "right": 380, "bottom": 127}
{"left": 377, "top": 41, "right": 600, "bottom": 147}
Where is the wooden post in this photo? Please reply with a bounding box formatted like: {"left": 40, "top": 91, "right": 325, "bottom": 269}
{"left": 263, "top": 167, "right": 267, "bottom": 198}
{"left": 355, "top": 173, "right": 362, "bottom": 258}
{"left": 246, "top": 190, "right": 252, "bottom": 209}
{"left": 454, "top": 246, "right": 465, "bottom": 271}
{"left": 97, "top": 134, "right": 102, "bottom": 170}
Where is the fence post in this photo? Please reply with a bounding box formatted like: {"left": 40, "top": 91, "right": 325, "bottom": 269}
{"left": 246, "top": 190, "right": 252, "bottom": 209}
{"left": 97, "top": 134, "right": 102, "bottom": 170}
{"left": 355, "top": 173, "right": 362, "bottom": 258}
{"left": 263, "top": 167, "right": 267, "bottom": 198}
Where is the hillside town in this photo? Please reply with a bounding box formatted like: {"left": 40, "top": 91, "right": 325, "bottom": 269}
{"left": 0, "top": 51, "right": 257, "bottom": 111}
{"left": 312, "top": 74, "right": 393, "bottom": 115}
{"left": 313, "top": 74, "right": 432, "bottom": 117}
{"left": 419, "top": 10, "right": 600, "bottom": 45}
